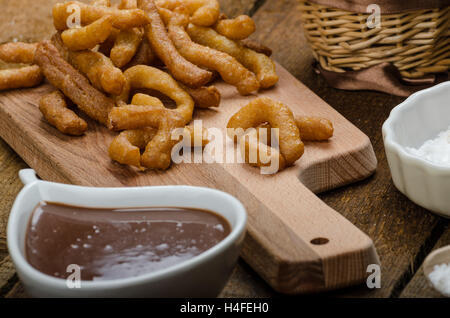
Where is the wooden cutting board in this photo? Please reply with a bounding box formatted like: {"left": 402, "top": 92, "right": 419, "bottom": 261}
{"left": 0, "top": 63, "right": 379, "bottom": 294}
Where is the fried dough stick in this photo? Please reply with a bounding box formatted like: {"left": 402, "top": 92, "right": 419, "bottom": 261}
{"left": 294, "top": 116, "right": 334, "bottom": 141}
{"left": 91, "top": 0, "right": 111, "bottom": 6}
{"left": 124, "top": 38, "right": 155, "bottom": 68}
{"left": 110, "top": 0, "right": 144, "bottom": 68}
{"left": 109, "top": 105, "right": 185, "bottom": 169}
{"left": 162, "top": 7, "right": 259, "bottom": 95}
{"left": 34, "top": 41, "right": 115, "bottom": 126}
{"left": 239, "top": 128, "right": 286, "bottom": 172}
{"left": 53, "top": 1, "right": 149, "bottom": 31}
{"left": 130, "top": 93, "right": 210, "bottom": 144}
{"left": 137, "top": 0, "right": 212, "bottom": 88}
{"left": 156, "top": 0, "right": 220, "bottom": 26}
{"left": 39, "top": 91, "right": 88, "bottom": 136}
{"left": 61, "top": 15, "right": 114, "bottom": 51}
{"left": 257, "top": 115, "right": 334, "bottom": 143}
{"left": 227, "top": 97, "right": 303, "bottom": 166}
{"left": 109, "top": 124, "right": 209, "bottom": 168}
{"left": 52, "top": 33, "right": 126, "bottom": 96}
{"left": 109, "top": 127, "right": 156, "bottom": 168}
{"left": 240, "top": 39, "right": 272, "bottom": 57}
{"left": 117, "top": 65, "right": 194, "bottom": 124}
{"left": 181, "top": 84, "right": 220, "bottom": 108}
{"left": 187, "top": 24, "right": 278, "bottom": 89}
{"left": 0, "top": 42, "right": 37, "bottom": 64}
{"left": 118, "top": 0, "right": 138, "bottom": 9}
{"left": 0, "top": 66, "right": 43, "bottom": 91}
{"left": 214, "top": 15, "right": 255, "bottom": 40}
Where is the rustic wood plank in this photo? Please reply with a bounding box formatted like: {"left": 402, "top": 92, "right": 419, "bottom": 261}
{"left": 399, "top": 224, "right": 450, "bottom": 298}
{"left": 243, "top": 0, "right": 445, "bottom": 298}
{"left": 0, "top": 255, "right": 17, "bottom": 296}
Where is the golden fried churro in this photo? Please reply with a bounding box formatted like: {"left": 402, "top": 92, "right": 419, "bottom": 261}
{"left": 215, "top": 15, "right": 255, "bottom": 40}
{"left": 108, "top": 123, "right": 208, "bottom": 168}
{"left": 187, "top": 24, "right": 278, "bottom": 89}
{"left": 0, "top": 65, "right": 43, "bottom": 91}
{"left": 131, "top": 93, "right": 165, "bottom": 107}
{"left": 34, "top": 41, "right": 115, "bottom": 126}
{"left": 138, "top": 0, "right": 212, "bottom": 88}
{"left": 156, "top": 0, "right": 220, "bottom": 26}
{"left": 39, "top": 91, "right": 88, "bottom": 136}
{"left": 182, "top": 84, "right": 220, "bottom": 108}
{"left": 53, "top": 1, "right": 149, "bottom": 31}
{"left": 227, "top": 97, "right": 304, "bottom": 167}
{"left": 52, "top": 32, "right": 126, "bottom": 96}
{"left": 124, "top": 37, "right": 155, "bottom": 68}
{"left": 109, "top": 127, "right": 156, "bottom": 168}
{"left": 118, "top": 0, "right": 138, "bottom": 9}
{"left": 110, "top": 27, "right": 144, "bottom": 68}
{"left": 295, "top": 116, "right": 334, "bottom": 141}
{"left": 239, "top": 127, "right": 286, "bottom": 172}
{"left": 109, "top": 105, "right": 185, "bottom": 169}
{"left": 61, "top": 15, "right": 114, "bottom": 51}
{"left": 163, "top": 7, "right": 259, "bottom": 95}
{"left": 70, "top": 50, "right": 126, "bottom": 95}
{"left": 255, "top": 115, "right": 333, "bottom": 143}
{"left": 91, "top": 0, "right": 111, "bottom": 6}
{"left": 240, "top": 39, "right": 272, "bottom": 57}
{"left": 118, "top": 65, "right": 194, "bottom": 124}
{"left": 0, "top": 42, "right": 37, "bottom": 64}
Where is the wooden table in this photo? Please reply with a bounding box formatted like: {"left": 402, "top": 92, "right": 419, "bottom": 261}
{"left": 0, "top": 0, "right": 448, "bottom": 298}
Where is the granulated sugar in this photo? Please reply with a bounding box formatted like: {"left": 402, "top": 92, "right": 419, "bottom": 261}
{"left": 428, "top": 263, "right": 450, "bottom": 297}
{"left": 407, "top": 126, "right": 450, "bottom": 165}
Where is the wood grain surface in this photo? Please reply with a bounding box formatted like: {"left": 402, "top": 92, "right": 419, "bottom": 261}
{"left": 0, "top": 0, "right": 449, "bottom": 298}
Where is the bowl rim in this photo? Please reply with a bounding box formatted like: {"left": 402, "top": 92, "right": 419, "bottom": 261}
{"left": 7, "top": 171, "right": 247, "bottom": 291}
{"left": 382, "top": 81, "right": 450, "bottom": 173}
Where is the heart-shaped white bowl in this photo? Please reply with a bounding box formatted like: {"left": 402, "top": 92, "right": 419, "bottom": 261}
{"left": 7, "top": 169, "right": 247, "bottom": 297}
{"left": 382, "top": 81, "right": 450, "bottom": 218}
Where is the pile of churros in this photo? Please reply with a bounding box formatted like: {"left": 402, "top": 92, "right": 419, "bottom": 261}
{"left": 0, "top": 0, "right": 333, "bottom": 173}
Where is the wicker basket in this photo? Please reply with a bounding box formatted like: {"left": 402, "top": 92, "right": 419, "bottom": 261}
{"left": 298, "top": 1, "right": 450, "bottom": 79}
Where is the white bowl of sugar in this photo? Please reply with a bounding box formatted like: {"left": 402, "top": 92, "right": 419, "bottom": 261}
{"left": 382, "top": 81, "right": 450, "bottom": 218}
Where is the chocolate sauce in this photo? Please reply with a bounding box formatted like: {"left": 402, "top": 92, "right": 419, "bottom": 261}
{"left": 25, "top": 202, "right": 231, "bottom": 281}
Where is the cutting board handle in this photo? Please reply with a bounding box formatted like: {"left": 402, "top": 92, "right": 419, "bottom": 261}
{"left": 231, "top": 166, "right": 380, "bottom": 294}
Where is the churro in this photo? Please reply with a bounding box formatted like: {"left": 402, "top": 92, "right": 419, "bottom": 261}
{"left": 138, "top": 0, "right": 212, "bottom": 88}
{"left": 118, "top": 65, "right": 194, "bottom": 124}
{"left": 53, "top": 1, "right": 149, "bottom": 31}
{"left": 227, "top": 97, "right": 304, "bottom": 167}
{"left": 164, "top": 7, "right": 259, "bottom": 95}
{"left": 187, "top": 24, "right": 278, "bottom": 89}
{"left": 215, "top": 15, "right": 255, "bottom": 40}
{"left": 34, "top": 41, "right": 115, "bottom": 126}
{"left": 0, "top": 65, "right": 43, "bottom": 91}
{"left": 39, "top": 91, "right": 88, "bottom": 136}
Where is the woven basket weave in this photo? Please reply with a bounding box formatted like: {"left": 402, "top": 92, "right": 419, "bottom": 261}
{"left": 298, "top": 1, "right": 450, "bottom": 79}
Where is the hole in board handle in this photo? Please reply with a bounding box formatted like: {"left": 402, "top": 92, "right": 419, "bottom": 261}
{"left": 310, "top": 237, "right": 329, "bottom": 245}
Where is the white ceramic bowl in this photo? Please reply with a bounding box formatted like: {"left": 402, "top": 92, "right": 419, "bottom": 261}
{"left": 382, "top": 81, "right": 450, "bottom": 218}
{"left": 7, "top": 169, "right": 247, "bottom": 298}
